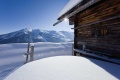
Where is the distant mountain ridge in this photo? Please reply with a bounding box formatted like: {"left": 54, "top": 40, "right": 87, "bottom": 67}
{"left": 0, "top": 28, "right": 74, "bottom": 44}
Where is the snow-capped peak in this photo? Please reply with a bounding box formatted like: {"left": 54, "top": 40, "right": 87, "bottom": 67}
{"left": 0, "top": 28, "right": 74, "bottom": 44}
{"left": 20, "top": 28, "right": 33, "bottom": 34}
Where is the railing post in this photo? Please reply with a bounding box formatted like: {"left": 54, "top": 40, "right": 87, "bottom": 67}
{"left": 25, "top": 53, "right": 29, "bottom": 64}
{"left": 25, "top": 42, "right": 30, "bottom": 64}
{"left": 30, "top": 45, "right": 34, "bottom": 62}
{"left": 83, "top": 44, "right": 86, "bottom": 51}
{"left": 72, "top": 44, "right": 74, "bottom": 56}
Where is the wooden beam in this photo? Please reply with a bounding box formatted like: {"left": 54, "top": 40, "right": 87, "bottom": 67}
{"left": 71, "top": 15, "right": 120, "bottom": 29}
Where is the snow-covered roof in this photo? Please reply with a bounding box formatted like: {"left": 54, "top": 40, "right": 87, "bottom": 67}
{"left": 4, "top": 56, "right": 120, "bottom": 80}
{"left": 54, "top": 0, "right": 101, "bottom": 26}
{"left": 59, "top": 0, "right": 83, "bottom": 17}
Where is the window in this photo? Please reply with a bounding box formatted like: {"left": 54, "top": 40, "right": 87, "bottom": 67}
{"left": 93, "top": 25, "right": 108, "bottom": 37}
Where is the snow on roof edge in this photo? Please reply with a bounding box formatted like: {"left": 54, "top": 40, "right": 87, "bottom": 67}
{"left": 59, "top": 0, "right": 83, "bottom": 18}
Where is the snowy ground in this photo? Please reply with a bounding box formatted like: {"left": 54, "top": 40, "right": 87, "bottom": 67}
{"left": 4, "top": 56, "right": 120, "bottom": 80}
{"left": 0, "top": 42, "right": 73, "bottom": 80}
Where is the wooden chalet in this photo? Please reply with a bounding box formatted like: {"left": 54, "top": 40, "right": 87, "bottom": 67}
{"left": 54, "top": 0, "right": 120, "bottom": 59}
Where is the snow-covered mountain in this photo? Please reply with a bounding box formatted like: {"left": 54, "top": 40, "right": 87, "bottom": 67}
{"left": 0, "top": 28, "right": 74, "bottom": 44}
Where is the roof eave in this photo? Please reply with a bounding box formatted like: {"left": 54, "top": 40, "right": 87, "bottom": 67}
{"left": 53, "top": 0, "right": 102, "bottom": 26}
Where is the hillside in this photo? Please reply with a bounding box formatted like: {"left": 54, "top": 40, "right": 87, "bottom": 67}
{"left": 0, "top": 28, "right": 74, "bottom": 44}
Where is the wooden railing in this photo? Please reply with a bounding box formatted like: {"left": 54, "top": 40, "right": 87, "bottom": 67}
{"left": 24, "top": 43, "right": 34, "bottom": 64}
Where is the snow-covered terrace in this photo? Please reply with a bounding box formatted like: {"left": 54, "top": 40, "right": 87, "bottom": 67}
{"left": 4, "top": 56, "right": 120, "bottom": 80}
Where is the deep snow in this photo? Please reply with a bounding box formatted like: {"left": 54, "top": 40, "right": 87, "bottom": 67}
{"left": 4, "top": 56, "right": 120, "bottom": 80}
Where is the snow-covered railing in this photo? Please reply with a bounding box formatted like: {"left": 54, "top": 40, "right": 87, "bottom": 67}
{"left": 73, "top": 48, "right": 120, "bottom": 65}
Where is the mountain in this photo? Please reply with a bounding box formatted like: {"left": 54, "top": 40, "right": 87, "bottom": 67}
{"left": 0, "top": 28, "right": 74, "bottom": 44}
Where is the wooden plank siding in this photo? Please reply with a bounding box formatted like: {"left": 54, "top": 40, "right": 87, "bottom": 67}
{"left": 72, "top": 0, "right": 120, "bottom": 58}
{"left": 77, "top": 1, "right": 120, "bottom": 25}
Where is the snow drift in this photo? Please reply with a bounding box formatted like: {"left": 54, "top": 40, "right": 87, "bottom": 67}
{"left": 4, "top": 56, "right": 120, "bottom": 80}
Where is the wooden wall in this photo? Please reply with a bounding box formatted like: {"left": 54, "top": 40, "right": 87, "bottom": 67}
{"left": 73, "top": 0, "right": 120, "bottom": 58}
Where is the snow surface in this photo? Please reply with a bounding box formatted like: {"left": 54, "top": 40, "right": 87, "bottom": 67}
{"left": 4, "top": 56, "right": 120, "bottom": 80}
{"left": 0, "top": 42, "right": 72, "bottom": 80}
{"left": 59, "top": 0, "right": 82, "bottom": 17}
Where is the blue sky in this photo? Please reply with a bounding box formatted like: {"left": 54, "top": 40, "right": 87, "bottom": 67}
{"left": 0, "top": 0, "right": 73, "bottom": 34}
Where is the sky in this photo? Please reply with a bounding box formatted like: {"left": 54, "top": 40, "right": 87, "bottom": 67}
{"left": 0, "top": 0, "right": 74, "bottom": 34}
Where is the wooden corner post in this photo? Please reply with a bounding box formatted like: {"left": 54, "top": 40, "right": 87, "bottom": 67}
{"left": 74, "top": 14, "right": 78, "bottom": 56}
